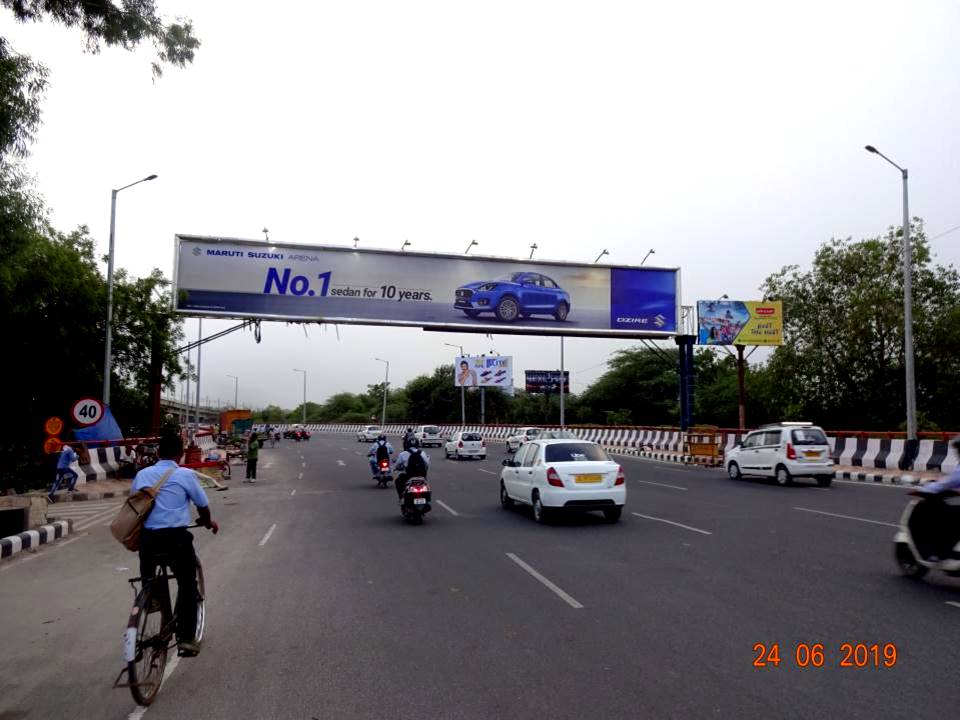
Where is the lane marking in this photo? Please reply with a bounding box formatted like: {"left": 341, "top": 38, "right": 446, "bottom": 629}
{"left": 258, "top": 523, "right": 277, "bottom": 546}
{"left": 263, "top": 462, "right": 273, "bottom": 470}
{"left": 947, "top": 601, "right": 960, "bottom": 610}
{"left": 477, "top": 469, "right": 497, "bottom": 475}
{"left": 436, "top": 500, "right": 459, "bottom": 516}
{"left": 126, "top": 652, "right": 181, "bottom": 720}
{"left": 301, "top": 462, "right": 307, "bottom": 468}
{"left": 337, "top": 460, "right": 346, "bottom": 467}
{"left": 506, "top": 553, "right": 583, "bottom": 609}
{"left": 74, "top": 506, "right": 124, "bottom": 532}
{"left": 631, "top": 512, "right": 712, "bottom": 535}
{"left": 290, "top": 489, "right": 297, "bottom": 496}
{"left": 354, "top": 451, "right": 362, "bottom": 456}
{"left": 298, "top": 472, "right": 303, "bottom": 480}
{"left": 793, "top": 507, "right": 897, "bottom": 528}
{"left": 635, "top": 479, "right": 687, "bottom": 491}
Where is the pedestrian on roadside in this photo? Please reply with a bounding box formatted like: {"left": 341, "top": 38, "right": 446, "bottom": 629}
{"left": 244, "top": 432, "right": 261, "bottom": 483}
{"left": 49, "top": 443, "right": 79, "bottom": 502}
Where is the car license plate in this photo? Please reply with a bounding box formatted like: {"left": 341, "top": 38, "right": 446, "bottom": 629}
{"left": 413, "top": 498, "right": 426, "bottom": 505}
{"left": 803, "top": 451, "right": 821, "bottom": 459}
{"left": 575, "top": 474, "right": 602, "bottom": 484}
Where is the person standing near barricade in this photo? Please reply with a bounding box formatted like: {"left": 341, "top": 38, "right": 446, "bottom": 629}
{"left": 244, "top": 432, "right": 261, "bottom": 483}
{"left": 49, "top": 443, "right": 79, "bottom": 502}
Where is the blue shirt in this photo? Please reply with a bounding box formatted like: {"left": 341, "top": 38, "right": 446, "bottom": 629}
{"left": 920, "top": 466, "right": 960, "bottom": 494}
{"left": 132, "top": 460, "right": 209, "bottom": 530}
{"left": 394, "top": 449, "right": 431, "bottom": 473}
{"left": 368, "top": 440, "right": 395, "bottom": 458}
{"left": 57, "top": 446, "right": 77, "bottom": 470}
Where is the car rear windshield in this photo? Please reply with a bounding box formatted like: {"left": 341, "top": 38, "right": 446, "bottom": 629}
{"left": 423, "top": 426, "right": 439, "bottom": 434}
{"left": 525, "top": 429, "right": 540, "bottom": 437}
{"left": 544, "top": 443, "right": 610, "bottom": 463}
{"left": 462, "top": 433, "right": 482, "bottom": 441}
{"left": 792, "top": 428, "right": 827, "bottom": 445}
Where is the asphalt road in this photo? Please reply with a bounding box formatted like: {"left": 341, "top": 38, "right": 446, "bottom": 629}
{"left": 2, "top": 433, "right": 959, "bottom": 719}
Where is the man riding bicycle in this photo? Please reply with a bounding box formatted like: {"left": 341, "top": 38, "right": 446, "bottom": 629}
{"left": 132, "top": 432, "right": 219, "bottom": 657}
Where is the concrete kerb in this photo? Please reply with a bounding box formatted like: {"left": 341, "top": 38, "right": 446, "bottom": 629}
{"left": 0, "top": 519, "right": 73, "bottom": 561}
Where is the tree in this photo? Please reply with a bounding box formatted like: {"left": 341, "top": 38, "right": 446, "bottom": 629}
{"left": 761, "top": 222, "right": 960, "bottom": 430}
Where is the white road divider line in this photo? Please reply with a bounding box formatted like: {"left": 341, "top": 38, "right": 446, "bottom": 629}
{"left": 258, "top": 523, "right": 277, "bottom": 547}
{"left": 337, "top": 460, "right": 346, "bottom": 466}
{"left": 74, "top": 506, "right": 123, "bottom": 532}
{"left": 298, "top": 472, "right": 303, "bottom": 480}
{"left": 301, "top": 462, "right": 307, "bottom": 468}
{"left": 436, "top": 500, "right": 459, "bottom": 516}
{"left": 290, "top": 489, "right": 296, "bottom": 496}
{"left": 631, "top": 512, "right": 712, "bottom": 535}
{"left": 506, "top": 553, "right": 583, "bottom": 609}
{"left": 793, "top": 507, "right": 897, "bottom": 528}
{"left": 947, "top": 601, "right": 960, "bottom": 610}
{"left": 263, "top": 462, "right": 273, "bottom": 470}
{"left": 477, "top": 469, "right": 497, "bottom": 475}
{"left": 126, "top": 652, "right": 181, "bottom": 720}
{"left": 635, "top": 479, "right": 687, "bottom": 491}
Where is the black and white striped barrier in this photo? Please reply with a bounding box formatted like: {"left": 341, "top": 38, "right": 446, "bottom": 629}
{"left": 1, "top": 520, "right": 72, "bottom": 560}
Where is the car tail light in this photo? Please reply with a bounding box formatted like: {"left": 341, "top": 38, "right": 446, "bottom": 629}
{"left": 786, "top": 443, "right": 797, "bottom": 460}
{"left": 458, "top": 441, "right": 464, "bottom": 448}
{"left": 615, "top": 467, "right": 625, "bottom": 485}
{"left": 546, "top": 467, "right": 564, "bottom": 487}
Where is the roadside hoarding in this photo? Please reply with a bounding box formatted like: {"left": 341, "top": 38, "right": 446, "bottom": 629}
{"left": 173, "top": 235, "right": 681, "bottom": 338}
{"left": 525, "top": 370, "right": 571, "bottom": 394}
{"left": 696, "top": 300, "right": 783, "bottom": 346}
{"left": 454, "top": 356, "right": 513, "bottom": 389}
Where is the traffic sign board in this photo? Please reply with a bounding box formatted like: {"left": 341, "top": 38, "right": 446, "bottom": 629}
{"left": 44, "top": 416, "right": 64, "bottom": 436}
{"left": 44, "top": 437, "right": 63, "bottom": 454}
{"left": 71, "top": 397, "right": 104, "bottom": 426}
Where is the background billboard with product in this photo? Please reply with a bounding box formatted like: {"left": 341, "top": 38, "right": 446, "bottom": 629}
{"left": 454, "top": 356, "right": 513, "bottom": 389}
{"left": 173, "top": 236, "right": 680, "bottom": 338}
{"left": 525, "top": 370, "right": 571, "bottom": 394}
{"left": 696, "top": 300, "right": 783, "bottom": 346}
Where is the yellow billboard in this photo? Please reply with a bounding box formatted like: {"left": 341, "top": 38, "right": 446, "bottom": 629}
{"left": 697, "top": 300, "right": 783, "bottom": 346}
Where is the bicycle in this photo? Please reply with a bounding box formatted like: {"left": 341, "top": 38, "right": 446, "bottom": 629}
{"left": 113, "top": 524, "right": 208, "bottom": 706}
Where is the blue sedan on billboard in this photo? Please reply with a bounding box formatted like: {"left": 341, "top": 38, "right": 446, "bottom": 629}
{"left": 454, "top": 272, "right": 571, "bottom": 322}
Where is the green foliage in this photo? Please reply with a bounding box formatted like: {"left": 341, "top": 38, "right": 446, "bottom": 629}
{"left": 0, "top": 38, "right": 47, "bottom": 158}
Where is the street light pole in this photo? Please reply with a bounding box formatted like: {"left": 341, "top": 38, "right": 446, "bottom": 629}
{"left": 444, "top": 342, "right": 466, "bottom": 426}
{"left": 375, "top": 358, "right": 390, "bottom": 426}
{"left": 103, "top": 173, "right": 158, "bottom": 405}
{"left": 293, "top": 369, "right": 307, "bottom": 425}
{"left": 865, "top": 145, "right": 917, "bottom": 445}
{"left": 227, "top": 374, "right": 239, "bottom": 408}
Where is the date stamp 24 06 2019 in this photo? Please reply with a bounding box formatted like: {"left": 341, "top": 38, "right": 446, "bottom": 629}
{"left": 753, "top": 643, "right": 898, "bottom": 669}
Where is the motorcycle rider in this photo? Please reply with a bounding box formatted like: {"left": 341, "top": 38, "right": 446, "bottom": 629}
{"left": 402, "top": 427, "right": 416, "bottom": 451}
{"left": 393, "top": 437, "right": 430, "bottom": 502}
{"left": 368, "top": 433, "right": 395, "bottom": 480}
{"left": 915, "top": 437, "right": 960, "bottom": 564}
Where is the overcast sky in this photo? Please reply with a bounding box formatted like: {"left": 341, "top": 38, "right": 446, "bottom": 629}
{"left": 7, "top": 1, "right": 960, "bottom": 410}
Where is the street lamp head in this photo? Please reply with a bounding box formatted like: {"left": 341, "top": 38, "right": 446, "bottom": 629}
{"left": 864, "top": 145, "right": 878, "bottom": 154}
{"left": 145, "top": 174, "right": 158, "bottom": 181}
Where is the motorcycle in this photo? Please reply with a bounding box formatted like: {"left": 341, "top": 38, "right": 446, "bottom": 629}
{"left": 374, "top": 458, "right": 393, "bottom": 488}
{"left": 893, "top": 489, "right": 960, "bottom": 579}
{"left": 400, "top": 476, "right": 432, "bottom": 525}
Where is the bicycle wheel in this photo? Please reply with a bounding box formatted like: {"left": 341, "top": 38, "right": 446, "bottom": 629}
{"left": 194, "top": 558, "right": 206, "bottom": 643}
{"left": 126, "top": 580, "right": 172, "bottom": 706}
{"left": 219, "top": 461, "right": 231, "bottom": 480}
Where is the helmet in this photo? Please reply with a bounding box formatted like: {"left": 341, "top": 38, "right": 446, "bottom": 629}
{"left": 407, "top": 427, "right": 413, "bottom": 433}
{"left": 409, "top": 437, "right": 420, "bottom": 449}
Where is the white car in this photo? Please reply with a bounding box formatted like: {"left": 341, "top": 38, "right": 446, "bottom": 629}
{"left": 445, "top": 431, "right": 487, "bottom": 460}
{"left": 414, "top": 424, "right": 444, "bottom": 448}
{"left": 505, "top": 427, "right": 542, "bottom": 453}
{"left": 357, "top": 425, "right": 381, "bottom": 443}
{"left": 726, "top": 422, "right": 834, "bottom": 487}
{"left": 499, "top": 439, "right": 626, "bottom": 523}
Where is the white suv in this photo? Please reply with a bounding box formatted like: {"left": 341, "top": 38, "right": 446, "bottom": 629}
{"left": 726, "top": 422, "right": 834, "bottom": 487}
{"left": 414, "top": 425, "right": 443, "bottom": 448}
{"left": 357, "top": 425, "right": 381, "bottom": 443}
{"left": 506, "top": 427, "right": 542, "bottom": 453}
{"left": 499, "top": 439, "right": 626, "bottom": 523}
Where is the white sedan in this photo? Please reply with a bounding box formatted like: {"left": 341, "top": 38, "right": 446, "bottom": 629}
{"left": 499, "top": 439, "right": 625, "bottom": 523}
{"left": 444, "top": 431, "right": 487, "bottom": 460}
{"left": 505, "top": 427, "right": 542, "bottom": 453}
{"left": 357, "top": 425, "right": 381, "bottom": 442}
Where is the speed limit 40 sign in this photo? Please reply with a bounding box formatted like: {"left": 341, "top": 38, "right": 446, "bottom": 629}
{"left": 71, "top": 397, "right": 104, "bottom": 426}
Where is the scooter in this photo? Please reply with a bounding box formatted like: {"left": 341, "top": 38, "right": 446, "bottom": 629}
{"left": 400, "top": 477, "right": 432, "bottom": 525}
{"left": 374, "top": 458, "right": 393, "bottom": 488}
{"left": 893, "top": 489, "right": 960, "bottom": 579}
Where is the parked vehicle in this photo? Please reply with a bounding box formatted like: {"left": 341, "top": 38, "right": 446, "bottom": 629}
{"left": 400, "top": 478, "right": 432, "bottom": 525}
{"left": 893, "top": 489, "right": 960, "bottom": 579}
{"left": 445, "top": 431, "right": 486, "bottom": 460}
{"left": 414, "top": 425, "right": 444, "bottom": 448}
{"left": 506, "top": 427, "right": 542, "bottom": 453}
{"left": 725, "top": 422, "right": 834, "bottom": 487}
{"left": 454, "top": 271, "right": 571, "bottom": 323}
{"left": 499, "top": 439, "right": 625, "bottom": 523}
{"left": 357, "top": 425, "right": 381, "bottom": 443}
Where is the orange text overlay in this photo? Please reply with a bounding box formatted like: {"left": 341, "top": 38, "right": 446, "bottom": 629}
{"left": 753, "top": 643, "right": 898, "bottom": 669}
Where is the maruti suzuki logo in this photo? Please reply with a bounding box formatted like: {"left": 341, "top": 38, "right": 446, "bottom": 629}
{"left": 653, "top": 314, "right": 666, "bottom": 328}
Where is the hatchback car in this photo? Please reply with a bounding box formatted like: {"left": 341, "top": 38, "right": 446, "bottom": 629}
{"left": 500, "top": 439, "right": 625, "bottom": 523}
{"left": 726, "top": 422, "right": 834, "bottom": 487}
{"left": 454, "top": 272, "right": 571, "bottom": 323}
{"left": 506, "top": 427, "right": 542, "bottom": 453}
{"left": 414, "top": 425, "right": 444, "bottom": 448}
{"left": 357, "top": 425, "right": 381, "bottom": 443}
{"left": 445, "top": 431, "right": 486, "bottom": 460}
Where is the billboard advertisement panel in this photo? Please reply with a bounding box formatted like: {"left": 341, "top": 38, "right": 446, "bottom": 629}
{"left": 454, "top": 356, "right": 513, "bottom": 389}
{"left": 173, "top": 236, "right": 680, "bottom": 338}
{"left": 696, "top": 300, "right": 783, "bottom": 346}
{"left": 525, "top": 370, "right": 571, "bottom": 394}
